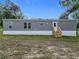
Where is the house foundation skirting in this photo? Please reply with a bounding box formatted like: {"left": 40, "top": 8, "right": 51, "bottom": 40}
{"left": 3, "top": 31, "right": 52, "bottom": 35}
{"left": 62, "top": 31, "right": 76, "bottom": 36}
{"left": 3, "top": 31, "right": 76, "bottom": 36}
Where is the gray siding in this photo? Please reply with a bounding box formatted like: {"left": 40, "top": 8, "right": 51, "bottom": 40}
{"left": 3, "top": 20, "right": 52, "bottom": 31}
{"left": 3, "top": 19, "right": 76, "bottom": 31}
{"left": 58, "top": 21, "right": 76, "bottom": 31}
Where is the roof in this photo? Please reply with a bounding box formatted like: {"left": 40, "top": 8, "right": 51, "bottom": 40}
{"left": 2, "top": 19, "right": 76, "bottom": 22}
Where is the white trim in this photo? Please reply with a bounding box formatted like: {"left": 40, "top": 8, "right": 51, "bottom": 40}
{"left": 61, "top": 31, "right": 76, "bottom": 36}
{"left": 3, "top": 31, "right": 76, "bottom": 36}
{"left": 3, "top": 31, "right": 52, "bottom": 35}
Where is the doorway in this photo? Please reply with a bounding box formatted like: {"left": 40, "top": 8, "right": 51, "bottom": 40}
{"left": 52, "top": 22, "right": 58, "bottom": 32}
{"left": 52, "top": 22, "right": 62, "bottom": 37}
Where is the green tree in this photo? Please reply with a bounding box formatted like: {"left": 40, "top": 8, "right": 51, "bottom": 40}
{"left": 0, "top": 4, "right": 4, "bottom": 26}
{"left": 3, "top": 0, "right": 23, "bottom": 19}
{"left": 59, "top": 0, "right": 79, "bottom": 19}
{"left": 0, "top": 0, "right": 23, "bottom": 26}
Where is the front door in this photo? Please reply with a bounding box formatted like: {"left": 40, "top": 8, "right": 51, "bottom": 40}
{"left": 52, "top": 22, "right": 58, "bottom": 32}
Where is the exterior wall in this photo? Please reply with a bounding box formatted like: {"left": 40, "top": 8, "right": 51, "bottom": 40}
{"left": 3, "top": 19, "right": 76, "bottom": 36}
{"left": 58, "top": 21, "right": 76, "bottom": 31}
{"left": 58, "top": 21, "right": 76, "bottom": 36}
{"left": 3, "top": 20, "right": 52, "bottom": 31}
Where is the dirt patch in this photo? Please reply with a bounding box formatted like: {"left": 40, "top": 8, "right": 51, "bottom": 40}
{"left": 0, "top": 39, "right": 79, "bottom": 59}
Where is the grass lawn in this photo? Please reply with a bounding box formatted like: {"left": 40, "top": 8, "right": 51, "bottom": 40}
{"left": 0, "top": 27, "right": 79, "bottom": 42}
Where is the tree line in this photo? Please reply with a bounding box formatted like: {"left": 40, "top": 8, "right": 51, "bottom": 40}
{"left": 0, "top": 0, "right": 23, "bottom": 26}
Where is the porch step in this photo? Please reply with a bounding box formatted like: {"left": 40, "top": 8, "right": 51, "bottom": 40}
{"left": 53, "top": 27, "right": 62, "bottom": 37}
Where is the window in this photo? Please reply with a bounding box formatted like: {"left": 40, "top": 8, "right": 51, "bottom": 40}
{"left": 9, "top": 25, "right": 12, "bottom": 29}
{"left": 24, "top": 22, "right": 27, "bottom": 25}
{"left": 54, "top": 23, "right": 56, "bottom": 27}
{"left": 28, "top": 23, "right": 31, "bottom": 29}
{"left": 24, "top": 22, "right": 27, "bottom": 29}
{"left": 24, "top": 22, "right": 31, "bottom": 29}
{"left": 24, "top": 26, "right": 27, "bottom": 28}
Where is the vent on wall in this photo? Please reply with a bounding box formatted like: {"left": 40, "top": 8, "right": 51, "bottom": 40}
{"left": 40, "top": 22, "right": 49, "bottom": 25}
{"left": 9, "top": 22, "right": 13, "bottom": 29}
{"left": 9, "top": 25, "right": 12, "bottom": 29}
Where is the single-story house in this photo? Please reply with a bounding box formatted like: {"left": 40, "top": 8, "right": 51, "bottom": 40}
{"left": 2, "top": 19, "right": 76, "bottom": 36}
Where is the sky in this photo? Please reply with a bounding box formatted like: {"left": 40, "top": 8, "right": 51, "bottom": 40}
{"left": 0, "top": 0, "right": 65, "bottom": 19}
